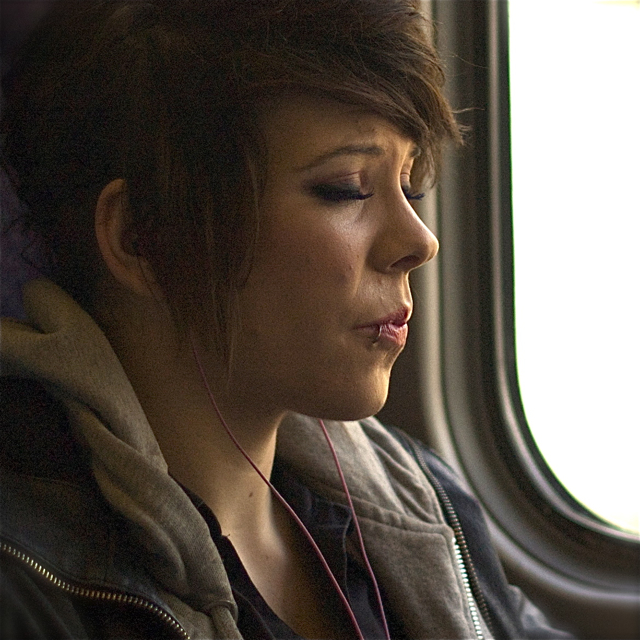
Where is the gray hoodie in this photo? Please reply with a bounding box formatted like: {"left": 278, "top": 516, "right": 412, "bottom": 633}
{"left": 1, "top": 278, "right": 491, "bottom": 639}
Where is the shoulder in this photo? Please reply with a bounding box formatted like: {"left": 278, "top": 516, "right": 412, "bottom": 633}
{"left": 279, "top": 414, "right": 448, "bottom": 522}
{"left": 0, "top": 378, "right": 175, "bottom": 639}
{"left": 373, "top": 424, "right": 575, "bottom": 640}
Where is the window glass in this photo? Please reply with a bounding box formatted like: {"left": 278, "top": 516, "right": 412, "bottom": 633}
{"left": 509, "top": 0, "right": 639, "bottom": 534}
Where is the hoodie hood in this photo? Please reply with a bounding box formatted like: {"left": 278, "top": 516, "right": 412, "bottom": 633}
{"left": 1, "top": 279, "right": 238, "bottom": 629}
{"left": 1, "top": 278, "right": 484, "bottom": 639}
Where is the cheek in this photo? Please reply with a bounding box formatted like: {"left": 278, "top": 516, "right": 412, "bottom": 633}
{"left": 255, "top": 226, "right": 360, "bottom": 304}
{"left": 233, "top": 223, "right": 392, "bottom": 419}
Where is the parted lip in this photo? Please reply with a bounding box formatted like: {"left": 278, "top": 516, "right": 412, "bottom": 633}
{"left": 357, "top": 307, "right": 411, "bottom": 329}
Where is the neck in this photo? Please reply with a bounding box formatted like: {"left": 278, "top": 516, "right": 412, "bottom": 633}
{"left": 139, "top": 359, "right": 285, "bottom": 536}
{"left": 93, "top": 288, "right": 370, "bottom": 640}
{"left": 96, "top": 291, "right": 285, "bottom": 536}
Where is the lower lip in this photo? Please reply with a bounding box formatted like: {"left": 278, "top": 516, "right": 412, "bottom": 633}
{"left": 359, "top": 323, "right": 408, "bottom": 347}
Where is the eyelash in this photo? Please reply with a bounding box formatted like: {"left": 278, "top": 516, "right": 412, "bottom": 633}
{"left": 310, "top": 184, "right": 425, "bottom": 203}
{"left": 403, "top": 188, "right": 426, "bottom": 201}
{"left": 310, "top": 184, "right": 374, "bottom": 202}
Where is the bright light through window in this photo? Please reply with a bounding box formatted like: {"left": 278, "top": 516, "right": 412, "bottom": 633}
{"left": 509, "top": 0, "right": 640, "bottom": 534}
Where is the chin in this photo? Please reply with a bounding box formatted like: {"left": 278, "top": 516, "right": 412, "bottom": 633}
{"left": 301, "top": 379, "right": 390, "bottom": 422}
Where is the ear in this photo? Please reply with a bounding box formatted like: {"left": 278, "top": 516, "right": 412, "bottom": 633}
{"left": 94, "top": 179, "right": 163, "bottom": 299}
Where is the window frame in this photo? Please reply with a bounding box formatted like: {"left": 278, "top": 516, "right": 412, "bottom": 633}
{"left": 381, "top": 2, "right": 640, "bottom": 637}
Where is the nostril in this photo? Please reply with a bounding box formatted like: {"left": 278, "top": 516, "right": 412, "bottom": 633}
{"left": 392, "top": 253, "right": 425, "bottom": 272}
{"left": 391, "top": 228, "right": 438, "bottom": 272}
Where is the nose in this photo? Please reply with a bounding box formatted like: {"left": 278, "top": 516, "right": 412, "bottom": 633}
{"left": 375, "top": 192, "right": 439, "bottom": 273}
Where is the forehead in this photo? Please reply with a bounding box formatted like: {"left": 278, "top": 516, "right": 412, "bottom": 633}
{"left": 260, "top": 95, "right": 419, "bottom": 171}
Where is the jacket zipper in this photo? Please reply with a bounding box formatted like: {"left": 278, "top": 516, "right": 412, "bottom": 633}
{"left": 397, "top": 433, "right": 496, "bottom": 640}
{"left": 453, "top": 540, "right": 486, "bottom": 640}
{"left": 1, "top": 541, "right": 190, "bottom": 639}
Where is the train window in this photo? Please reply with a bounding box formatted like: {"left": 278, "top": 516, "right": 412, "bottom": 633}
{"left": 509, "top": 0, "right": 640, "bottom": 534}
{"left": 379, "top": 2, "right": 640, "bottom": 636}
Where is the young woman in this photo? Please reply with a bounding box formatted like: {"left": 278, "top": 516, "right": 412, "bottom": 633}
{"left": 0, "top": 1, "right": 572, "bottom": 638}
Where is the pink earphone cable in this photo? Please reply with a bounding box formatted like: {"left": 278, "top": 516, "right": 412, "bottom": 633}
{"left": 191, "top": 345, "right": 390, "bottom": 640}
{"left": 317, "top": 418, "right": 391, "bottom": 640}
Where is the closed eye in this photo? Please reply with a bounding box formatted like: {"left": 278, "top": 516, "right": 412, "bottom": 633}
{"left": 309, "top": 183, "right": 423, "bottom": 203}
{"left": 402, "top": 187, "right": 425, "bottom": 201}
{"left": 310, "top": 184, "right": 374, "bottom": 203}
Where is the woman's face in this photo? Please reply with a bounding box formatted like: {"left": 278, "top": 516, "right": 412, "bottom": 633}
{"left": 228, "top": 96, "right": 438, "bottom": 421}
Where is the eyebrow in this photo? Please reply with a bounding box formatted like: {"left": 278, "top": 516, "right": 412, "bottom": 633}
{"left": 297, "top": 144, "right": 421, "bottom": 172}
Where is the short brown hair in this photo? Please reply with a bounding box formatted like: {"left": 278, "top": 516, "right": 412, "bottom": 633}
{"left": 3, "top": 0, "right": 460, "bottom": 356}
